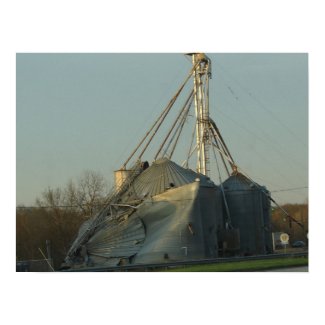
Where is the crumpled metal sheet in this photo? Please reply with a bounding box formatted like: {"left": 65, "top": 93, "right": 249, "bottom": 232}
{"left": 76, "top": 215, "right": 96, "bottom": 238}
{"left": 86, "top": 215, "right": 145, "bottom": 259}
{"left": 134, "top": 180, "right": 223, "bottom": 264}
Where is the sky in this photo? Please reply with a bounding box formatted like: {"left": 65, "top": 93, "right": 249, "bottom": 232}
{"left": 16, "top": 53, "right": 308, "bottom": 206}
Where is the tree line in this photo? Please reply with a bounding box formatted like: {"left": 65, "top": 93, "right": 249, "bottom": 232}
{"left": 16, "top": 170, "right": 109, "bottom": 270}
{"left": 271, "top": 202, "right": 308, "bottom": 243}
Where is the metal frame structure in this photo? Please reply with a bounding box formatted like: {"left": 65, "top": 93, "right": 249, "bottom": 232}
{"left": 118, "top": 53, "right": 237, "bottom": 179}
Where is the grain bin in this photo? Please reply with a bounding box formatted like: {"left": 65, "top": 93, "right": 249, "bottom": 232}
{"left": 222, "top": 172, "right": 273, "bottom": 255}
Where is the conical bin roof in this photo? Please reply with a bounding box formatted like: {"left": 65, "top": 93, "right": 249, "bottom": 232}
{"left": 124, "top": 158, "right": 214, "bottom": 199}
{"left": 222, "top": 172, "right": 259, "bottom": 191}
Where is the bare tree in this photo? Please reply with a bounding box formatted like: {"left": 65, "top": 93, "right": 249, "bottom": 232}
{"left": 36, "top": 170, "right": 109, "bottom": 217}
{"left": 75, "top": 170, "right": 108, "bottom": 217}
{"left": 19, "top": 170, "right": 110, "bottom": 268}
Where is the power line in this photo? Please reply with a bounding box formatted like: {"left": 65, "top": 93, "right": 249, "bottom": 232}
{"left": 271, "top": 186, "right": 308, "bottom": 193}
{"left": 216, "top": 110, "right": 307, "bottom": 189}
{"left": 217, "top": 77, "right": 308, "bottom": 172}
{"left": 215, "top": 62, "right": 308, "bottom": 147}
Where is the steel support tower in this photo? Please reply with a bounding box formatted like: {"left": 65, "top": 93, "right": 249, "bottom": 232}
{"left": 191, "top": 53, "right": 211, "bottom": 176}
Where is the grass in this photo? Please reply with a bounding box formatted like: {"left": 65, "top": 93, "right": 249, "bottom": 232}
{"left": 166, "top": 257, "right": 308, "bottom": 272}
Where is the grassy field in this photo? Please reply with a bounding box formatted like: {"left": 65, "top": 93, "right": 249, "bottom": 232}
{"left": 166, "top": 257, "right": 308, "bottom": 272}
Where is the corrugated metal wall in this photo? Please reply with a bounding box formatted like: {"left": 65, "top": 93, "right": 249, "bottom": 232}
{"left": 222, "top": 173, "right": 272, "bottom": 255}
{"left": 134, "top": 181, "right": 223, "bottom": 264}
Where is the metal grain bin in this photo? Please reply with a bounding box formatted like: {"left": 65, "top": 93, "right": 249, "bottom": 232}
{"left": 222, "top": 173, "right": 272, "bottom": 255}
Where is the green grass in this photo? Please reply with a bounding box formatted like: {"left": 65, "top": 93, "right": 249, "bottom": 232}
{"left": 166, "top": 257, "right": 308, "bottom": 272}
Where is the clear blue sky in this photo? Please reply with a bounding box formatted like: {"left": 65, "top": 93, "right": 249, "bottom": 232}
{"left": 16, "top": 53, "right": 308, "bottom": 205}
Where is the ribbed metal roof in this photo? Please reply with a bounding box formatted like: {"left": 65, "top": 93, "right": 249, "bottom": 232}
{"left": 124, "top": 158, "right": 215, "bottom": 199}
{"left": 222, "top": 173, "right": 263, "bottom": 191}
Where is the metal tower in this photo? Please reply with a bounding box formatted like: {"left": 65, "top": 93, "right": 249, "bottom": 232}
{"left": 191, "top": 53, "right": 212, "bottom": 176}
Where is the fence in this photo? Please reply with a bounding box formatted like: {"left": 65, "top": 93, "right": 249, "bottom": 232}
{"left": 16, "top": 258, "right": 54, "bottom": 272}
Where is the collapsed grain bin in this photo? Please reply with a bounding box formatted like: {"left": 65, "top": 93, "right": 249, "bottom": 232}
{"left": 63, "top": 158, "right": 225, "bottom": 268}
